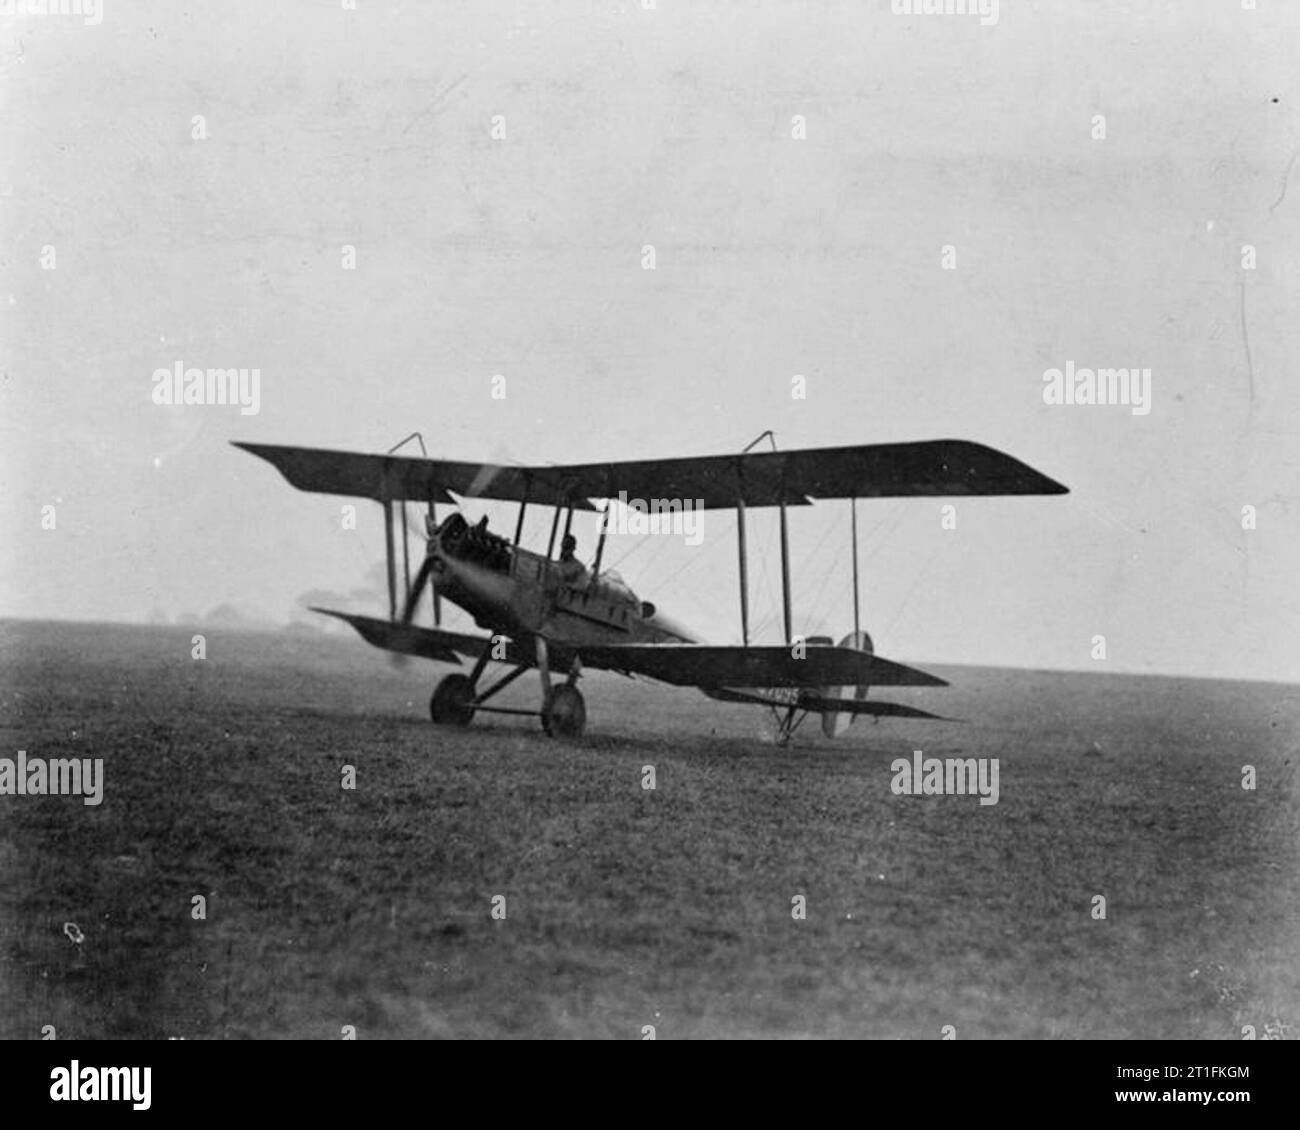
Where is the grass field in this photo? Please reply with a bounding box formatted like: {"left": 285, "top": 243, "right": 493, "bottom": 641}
{"left": 1, "top": 620, "right": 1297, "bottom": 1039}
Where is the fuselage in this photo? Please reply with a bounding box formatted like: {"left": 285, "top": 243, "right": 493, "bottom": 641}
{"left": 427, "top": 513, "right": 699, "bottom": 648}
{"left": 428, "top": 514, "right": 822, "bottom": 711}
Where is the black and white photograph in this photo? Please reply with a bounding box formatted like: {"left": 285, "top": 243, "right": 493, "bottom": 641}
{"left": 1, "top": 0, "right": 1297, "bottom": 1088}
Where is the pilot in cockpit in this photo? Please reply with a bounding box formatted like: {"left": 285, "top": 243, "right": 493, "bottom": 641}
{"left": 557, "top": 533, "right": 588, "bottom": 587}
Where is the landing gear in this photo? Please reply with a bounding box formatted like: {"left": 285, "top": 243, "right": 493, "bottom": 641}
{"left": 535, "top": 636, "right": 586, "bottom": 739}
{"left": 425, "top": 637, "right": 586, "bottom": 738}
{"left": 430, "top": 674, "right": 475, "bottom": 726}
{"left": 543, "top": 684, "right": 586, "bottom": 738}
{"left": 770, "top": 704, "right": 808, "bottom": 746}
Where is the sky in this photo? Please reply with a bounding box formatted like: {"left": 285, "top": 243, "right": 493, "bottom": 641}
{"left": 2, "top": 0, "right": 1297, "bottom": 681}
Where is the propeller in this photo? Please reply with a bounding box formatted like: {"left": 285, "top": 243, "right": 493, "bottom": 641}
{"left": 385, "top": 431, "right": 443, "bottom": 630}
{"left": 386, "top": 436, "right": 519, "bottom": 633}
{"left": 397, "top": 500, "right": 441, "bottom": 628}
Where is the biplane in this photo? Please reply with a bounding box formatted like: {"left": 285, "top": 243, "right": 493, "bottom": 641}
{"left": 235, "top": 433, "right": 1066, "bottom": 742}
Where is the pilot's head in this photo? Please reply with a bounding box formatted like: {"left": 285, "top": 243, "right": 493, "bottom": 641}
{"left": 560, "top": 534, "right": 577, "bottom": 558}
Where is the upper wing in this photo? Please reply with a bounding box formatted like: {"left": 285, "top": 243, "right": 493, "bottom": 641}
{"left": 234, "top": 438, "right": 1066, "bottom": 510}
{"left": 233, "top": 443, "right": 600, "bottom": 511}
{"left": 544, "top": 439, "right": 1067, "bottom": 507}
{"left": 568, "top": 644, "right": 947, "bottom": 689}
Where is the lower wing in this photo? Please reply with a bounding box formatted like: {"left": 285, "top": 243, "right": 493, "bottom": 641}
{"left": 309, "top": 608, "right": 523, "bottom": 664}
{"left": 567, "top": 643, "right": 946, "bottom": 689}
{"left": 314, "top": 611, "right": 945, "bottom": 695}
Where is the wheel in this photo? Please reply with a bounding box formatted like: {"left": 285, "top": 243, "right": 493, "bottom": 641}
{"left": 430, "top": 674, "right": 475, "bottom": 726}
{"left": 542, "top": 684, "right": 586, "bottom": 738}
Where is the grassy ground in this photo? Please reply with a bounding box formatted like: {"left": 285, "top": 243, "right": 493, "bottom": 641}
{"left": 1, "top": 620, "right": 1297, "bottom": 1039}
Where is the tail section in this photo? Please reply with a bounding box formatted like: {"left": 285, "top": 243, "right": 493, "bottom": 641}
{"left": 817, "top": 630, "right": 874, "bottom": 738}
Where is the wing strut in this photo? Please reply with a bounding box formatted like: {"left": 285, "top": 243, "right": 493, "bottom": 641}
{"left": 742, "top": 430, "right": 793, "bottom": 645}
{"left": 429, "top": 500, "right": 441, "bottom": 626}
{"left": 514, "top": 475, "right": 531, "bottom": 546}
{"left": 778, "top": 494, "right": 793, "bottom": 645}
{"left": 386, "top": 432, "right": 430, "bottom": 623}
{"left": 850, "top": 496, "right": 860, "bottom": 638}
{"left": 401, "top": 503, "right": 411, "bottom": 608}
{"left": 736, "top": 492, "right": 750, "bottom": 647}
{"left": 592, "top": 501, "right": 610, "bottom": 579}
{"left": 548, "top": 498, "right": 576, "bottom": 560}
{"left": 546, "top": 503, "right": 563, "bottom": 558}
{"left": 382, "top": 501, "right": 397, "bottom": 621}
